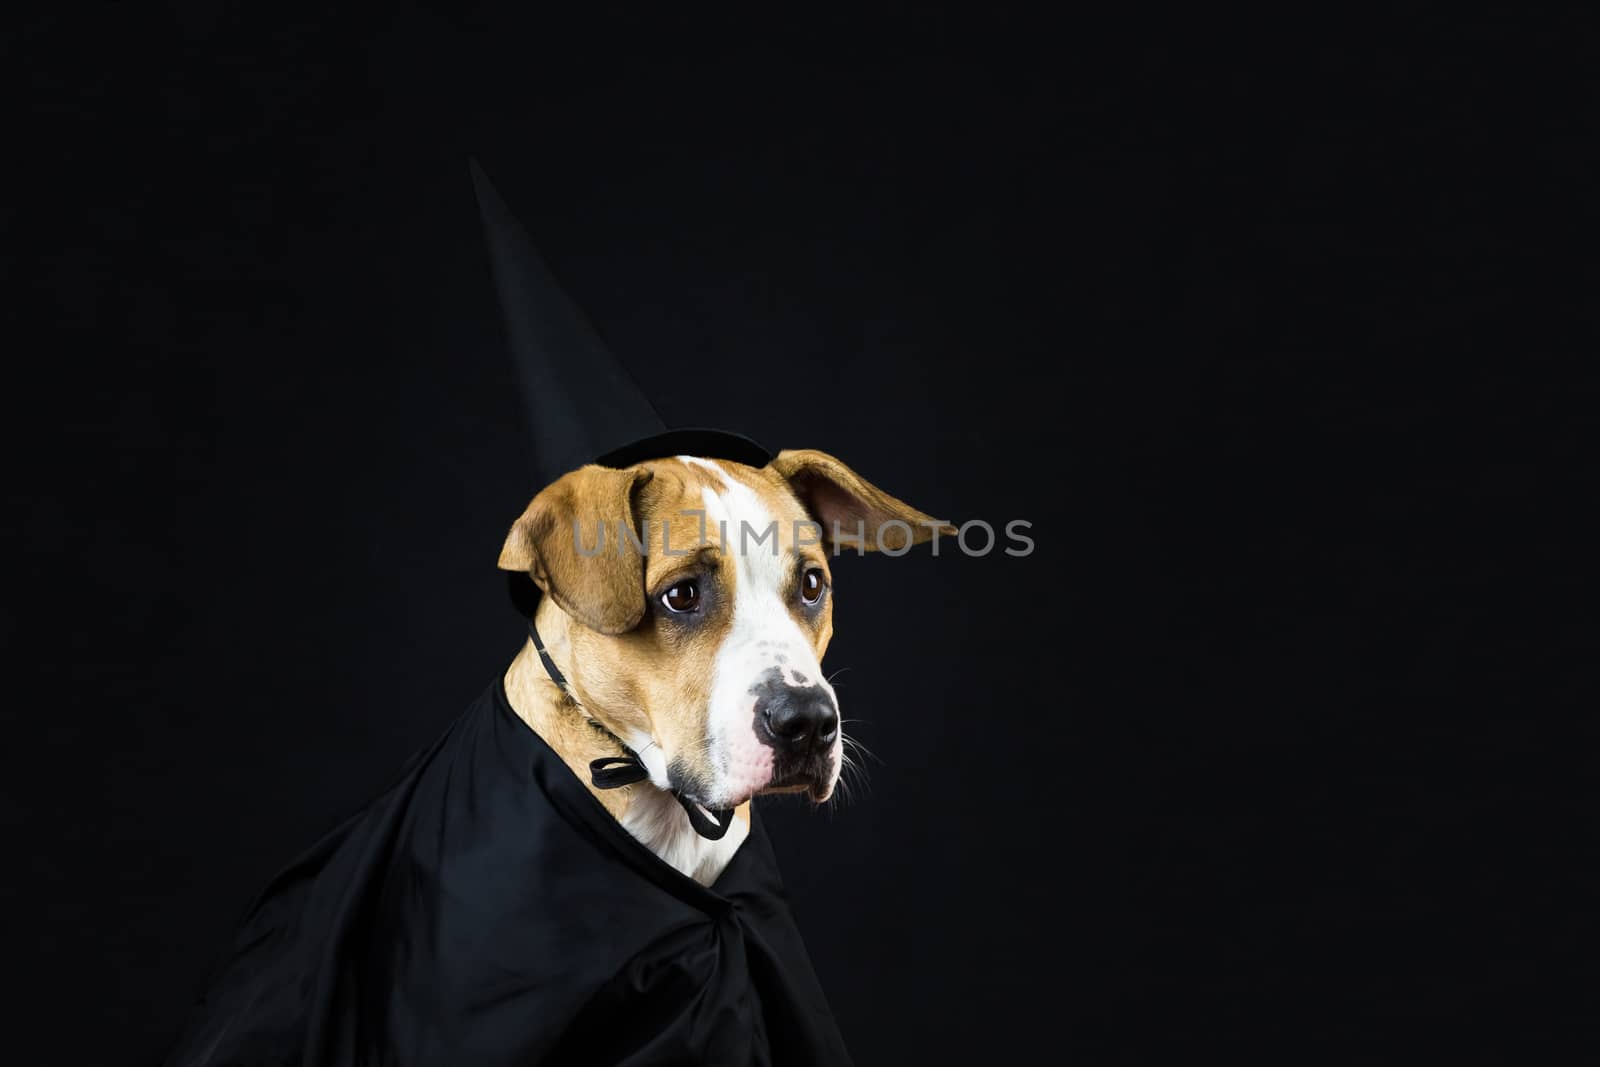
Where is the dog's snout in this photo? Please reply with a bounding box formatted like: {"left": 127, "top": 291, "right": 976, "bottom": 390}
{"left": 761, "top": 686, "right": 839, "bottom": 754}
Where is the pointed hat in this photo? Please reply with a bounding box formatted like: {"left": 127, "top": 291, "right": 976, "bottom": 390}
{"left": 470, "top": 159, "right": 771, "bottom": 488}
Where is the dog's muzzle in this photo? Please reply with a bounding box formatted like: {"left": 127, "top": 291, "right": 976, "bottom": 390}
{"left": 750, "top": 667, "right": 839, "bottom": 797}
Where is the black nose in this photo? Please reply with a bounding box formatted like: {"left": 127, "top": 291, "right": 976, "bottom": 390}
{"left": 761, "top": 686, "right": 839, "bottom": 754}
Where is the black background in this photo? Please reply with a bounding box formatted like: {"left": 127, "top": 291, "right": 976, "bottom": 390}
{"left": 9, "top": 5, "right": 1598, "bottom": 1065}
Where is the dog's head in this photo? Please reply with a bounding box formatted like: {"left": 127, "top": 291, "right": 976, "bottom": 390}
{"left": 499, "top": 449, "right": 950, "bottom": 810}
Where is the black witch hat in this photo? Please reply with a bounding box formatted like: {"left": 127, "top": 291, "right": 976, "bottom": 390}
{"left": 470, "top": 159, "right": 771, "bottom": 488}
{"left": 470, "top": 160, "right": 779, "bottom": 622}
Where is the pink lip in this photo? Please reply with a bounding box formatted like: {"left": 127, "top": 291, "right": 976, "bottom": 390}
{"left": 720, "top": 742, "right": 774, "bottom": 804}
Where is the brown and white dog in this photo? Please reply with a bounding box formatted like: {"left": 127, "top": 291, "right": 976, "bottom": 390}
{"left": 497, "top": 448, "right": 950, "bottom": 885}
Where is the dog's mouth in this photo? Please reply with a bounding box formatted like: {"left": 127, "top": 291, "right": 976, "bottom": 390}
{"left": 678, "top": 748, "right": 838, "bottom": 809}
{"left": 699, "top": 771, "right": 834, "bottom": 808}
{"left": 758, "top": 768, "right": 836, "bottom": 804}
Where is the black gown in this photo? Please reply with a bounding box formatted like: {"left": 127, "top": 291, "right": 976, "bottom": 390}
{"left": 165, "top": 677, "right": 853, "bottom": 1066}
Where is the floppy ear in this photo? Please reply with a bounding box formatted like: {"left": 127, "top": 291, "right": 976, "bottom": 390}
{"left": 498, "top": 465, "right": 654, "bottom": 634}
{"left": 768, "top": 448, "right": 956, "bottom": 552}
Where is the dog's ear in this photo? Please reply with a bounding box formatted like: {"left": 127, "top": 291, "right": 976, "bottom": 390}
{"left": 769, "top": 448, "right": 955, "bottom": 552}
{"left": 498, "top": 465, "right": 654, "bottom": 634}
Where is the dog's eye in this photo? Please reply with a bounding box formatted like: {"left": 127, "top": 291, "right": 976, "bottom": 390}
{"left": 799, "top": 568, "right": 826, "bottom": 606}
{"left": 661, "top": 580, "right": 700, "bottom": 614}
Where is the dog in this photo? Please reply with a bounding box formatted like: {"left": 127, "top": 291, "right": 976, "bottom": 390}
{"left": 165, "top": 444, "right": 948, "bottom": 1066}
{"left": 498, "top": 447, "right": 950, "bottom": 885}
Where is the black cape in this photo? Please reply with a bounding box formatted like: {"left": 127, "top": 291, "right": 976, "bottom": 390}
{"left": 166, "top": 678, "right": 853, "bottom": 1066}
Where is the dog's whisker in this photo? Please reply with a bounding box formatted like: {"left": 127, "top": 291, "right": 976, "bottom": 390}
{"left": 829, "top": 728, "right": 872, "bottom": 810}
{"left": 839, "top": 733, "right": 883, "bottom": 766}
{"left": 834, "top": 762, "right": 866, "bottom": 808}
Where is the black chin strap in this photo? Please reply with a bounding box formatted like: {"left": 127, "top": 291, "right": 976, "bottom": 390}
{"left": 527, "top": 618, "right": 736, "bottom": 841}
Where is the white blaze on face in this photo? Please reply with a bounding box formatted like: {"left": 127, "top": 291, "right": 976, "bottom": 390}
{"left": 680, "top": 457, "right": 839, "bottom": 805}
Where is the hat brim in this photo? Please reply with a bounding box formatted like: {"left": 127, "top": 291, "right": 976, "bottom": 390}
{"left": 595, "top": 428, "right": 772, "bottom": 471}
